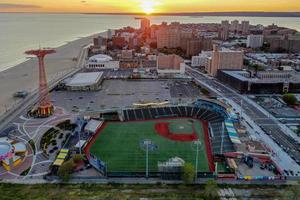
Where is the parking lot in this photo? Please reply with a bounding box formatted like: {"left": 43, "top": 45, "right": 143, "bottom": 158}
{"left": 51, "top": 79, "right": 200, "bottom": 114}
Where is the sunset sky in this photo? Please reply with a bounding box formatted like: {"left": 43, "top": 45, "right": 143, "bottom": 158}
{"left": 0, "top": 0, "right": 299, "bottom": 13}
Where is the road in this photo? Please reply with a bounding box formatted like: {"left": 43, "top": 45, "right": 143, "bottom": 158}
{"left": 186, "top": 67, "right": 300, "bottom": 166}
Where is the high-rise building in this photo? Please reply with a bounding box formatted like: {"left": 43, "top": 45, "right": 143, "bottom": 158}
{"left": 179, "top": 31, "right": 193, "bottom": 51}
{"left": 107, "top": 29, "right": 113, "bottom": 39}
{"left": 209, "top": 45, "right": 244, "bottom": 76}
{"left": 264, "top": 33, "right": 300, "bottom": 53}
{"left": 230, "top": 20, "right": 239, "bottom": 32}
{"left": 186, "top": 39, "right": 203, "bottom": 57}
{"left": 221, "top": 20, "right": 230, "bottom": 27}
{"left": 156, "top": 24, "right": 181, "bottom": 49}
{"left": 141, "top": 18, "right": 150, "bottom": 31}
{"left": 247, "top": 35, "right": 264, "bottom": 48}
{"left": 219, "top": 20, "right": 230, "bottom": 41}
{"left": 202, "top": 37, "right": 213, "bottom": 51}
{"left": 241, "top": 21, "right": 250, "bottom": 34}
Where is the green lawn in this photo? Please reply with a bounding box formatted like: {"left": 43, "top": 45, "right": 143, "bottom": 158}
{"left": 89, "top": 118, "right": 209, "bottom": 173}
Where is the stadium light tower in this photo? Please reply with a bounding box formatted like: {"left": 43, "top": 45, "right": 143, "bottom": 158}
{"left": 192, "top": 140, "right": 202, "bottom": 180}
{"left": 25, "top": 48, "right": 55, "bottom": 117}
{"left": 140, "top": 139, "right": 157, "bottom": 178}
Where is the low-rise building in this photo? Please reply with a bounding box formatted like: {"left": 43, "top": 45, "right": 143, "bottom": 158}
{"left": 157, "top": 54, "right": 185, "bottom": 74}
{"left": 121, "top": 50, "right": 134, "bottom": 59}
{"left": 86, "top": 54, "right": 119, "bottom": 70}
{"left": 217, "top": 70, "right": 300, "bottom": 94}
{"left": 65, "top": 72, "right": 104, "bottom": 91}
{"left": 191, "top": 51, "right": 212, "bottom": 68}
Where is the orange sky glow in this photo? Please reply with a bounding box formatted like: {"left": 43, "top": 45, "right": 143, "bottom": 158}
{"left": 0, "top": 0, "right": 299, "bottom": 13}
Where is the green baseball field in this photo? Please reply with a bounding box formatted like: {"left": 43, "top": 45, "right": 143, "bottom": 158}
{"left": 89, "top": 118, "right": 210, "bottom": 173}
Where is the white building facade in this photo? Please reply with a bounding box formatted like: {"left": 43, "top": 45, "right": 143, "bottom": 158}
{"left": 191, "top": 51, "right": 212, "bottom": 68}
{"left": 86, "top": 54, "right": 119, "bottom": 69}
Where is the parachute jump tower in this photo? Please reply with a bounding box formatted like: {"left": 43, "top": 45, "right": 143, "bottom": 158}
{"left": 25, "top": 48, "right": 55, "bottom": 117}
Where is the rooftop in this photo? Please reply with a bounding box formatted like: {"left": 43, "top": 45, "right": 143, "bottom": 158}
{"left": 66, "top": 72, "right": 103, "bottom": 87}
{"left": 221, "top": 70, "right": 300, "bottom": 83}
{"left": 89, "top": 54, "right": 113, "bottom": 63}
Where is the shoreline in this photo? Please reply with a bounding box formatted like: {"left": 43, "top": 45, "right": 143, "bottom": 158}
{"left": 0, "top": 32, "right": 99, "bottom": 115}
{"left": 0, "top": 31, "right": 105, "bottom": 73}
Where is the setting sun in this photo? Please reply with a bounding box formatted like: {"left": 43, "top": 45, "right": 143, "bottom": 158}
{"left": 140, "top": 0, "right": 157, "bottom": 14}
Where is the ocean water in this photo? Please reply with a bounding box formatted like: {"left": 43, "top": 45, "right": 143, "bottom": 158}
{"left": 0, "top": 13, "right": 299, "bottom": 71}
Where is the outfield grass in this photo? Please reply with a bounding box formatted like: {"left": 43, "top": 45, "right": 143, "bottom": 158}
{"left": 89, "top": 118, "right": 209, "bottom": 173}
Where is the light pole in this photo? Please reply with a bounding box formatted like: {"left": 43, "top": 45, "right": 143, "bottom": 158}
{"left": 141, "top": 139, "right": 156, "bottom": 179}
{"left": 192, "top": 140, "right": 201, "bottom": 180}
{"left": 77, "top": 117, "right": 83, "bottom": 155}
{"left": 146, "top": 142, "right": 149, "bottom": 178}
{"left": 144, "top": 140, "right": 152, "bottom": 178}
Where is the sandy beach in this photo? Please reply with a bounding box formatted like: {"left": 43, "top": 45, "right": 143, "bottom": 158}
{"left": 0, "top": 35, "right": 94, "bottom": 115}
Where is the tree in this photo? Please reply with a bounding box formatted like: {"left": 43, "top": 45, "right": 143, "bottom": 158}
{"left": 251, "top": 64, "right": 264, "bottom": 75}
{"left": 297, "top": 127, "right": 300, "bottom": 137}
{"left": 282, "top": 93, "right": 298, "bottom": 106}
{"left": 72, "top": 154, "right": 84, "bottom": 164}
{"left": 201, "top": 88, "right": 210, "bottom": 96}
{"left": 182, "top": 163, "right": 195, "bottom": 184}
{"left": 280, "top": 185, "right": 300, "bottom": 200}
{"left": 204, "top": 180, "right": 220, "bottom": 200}
{"left": 57, "top": 160, "right": 75, "bottom": 181}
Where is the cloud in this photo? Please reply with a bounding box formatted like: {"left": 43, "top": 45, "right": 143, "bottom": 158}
{"left": 0, "top": 3, "right": 41, "bottom": 9}
{"left": 81, "top": 1, "right": 87, "bottom": 3}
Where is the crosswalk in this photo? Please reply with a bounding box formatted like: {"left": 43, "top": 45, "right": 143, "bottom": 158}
{"left": 219, "top": 188, "right": 237, "bottom": 200}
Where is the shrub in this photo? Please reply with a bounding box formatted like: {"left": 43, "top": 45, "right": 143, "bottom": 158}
{"left": 57, "top": 160, "right": 76, "bottom": 181}
{"left": 282, "top": 93, "right": 297, "bottom": 105}
{"left": 182, "top": 163, "right": 195, "bottom": 184}
{"left": 204, "top": 180, "right": 219, "bottom": 200}
{"left": 200, "top": 88, "right": 210, "bottom": 95}
{"left": 72, "top": 154, "right": 85, "bottom": 164}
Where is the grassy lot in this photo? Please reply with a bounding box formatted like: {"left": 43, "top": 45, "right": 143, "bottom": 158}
{"left": 0, "top": 183, "right": 298, "bottom": 200}
{"left": 0, "top": 183, "right": 206, "bottom": 200}
{"left": 89, "top": 118, "right": 209, "bottom": 173}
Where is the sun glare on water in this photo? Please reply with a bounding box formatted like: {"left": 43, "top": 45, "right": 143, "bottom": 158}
{"left": 140, "top": 0, "right": 157, "bottom": 14}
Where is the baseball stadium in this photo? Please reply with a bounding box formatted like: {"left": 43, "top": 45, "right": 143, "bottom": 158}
{"left": 83, "top": 99, "right": 239, "bottom": 177}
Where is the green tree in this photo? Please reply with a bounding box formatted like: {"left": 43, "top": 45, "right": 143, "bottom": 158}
{"left": 280, "top": 185, "right": 300, "bottom": 200}
{"left": 72, "top": 154, "right": 85, "bottom": 163}
{"left": 200, "top": 88, "right": 210, "bottom": 96}
{"left": 57, "top": 160, "right": 75, "bottom": 181}
{"left": 297, "top": 127, "right": 300, "bottom": 137}
{"left": 282, "top": 93, "right": 298, "bottom": 106}
{"left": 181, "top": 163, "right": 195, "bottom": 184}
{"left": 251, "top": 64, "right": 264, "bottom": 74}
{"left": 204, "top": 180, "right": 220, "bottom": 200}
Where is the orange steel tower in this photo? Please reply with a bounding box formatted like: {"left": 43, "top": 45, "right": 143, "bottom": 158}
{"left": 25, "top": 48, "right": 56, "bottom": 117}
